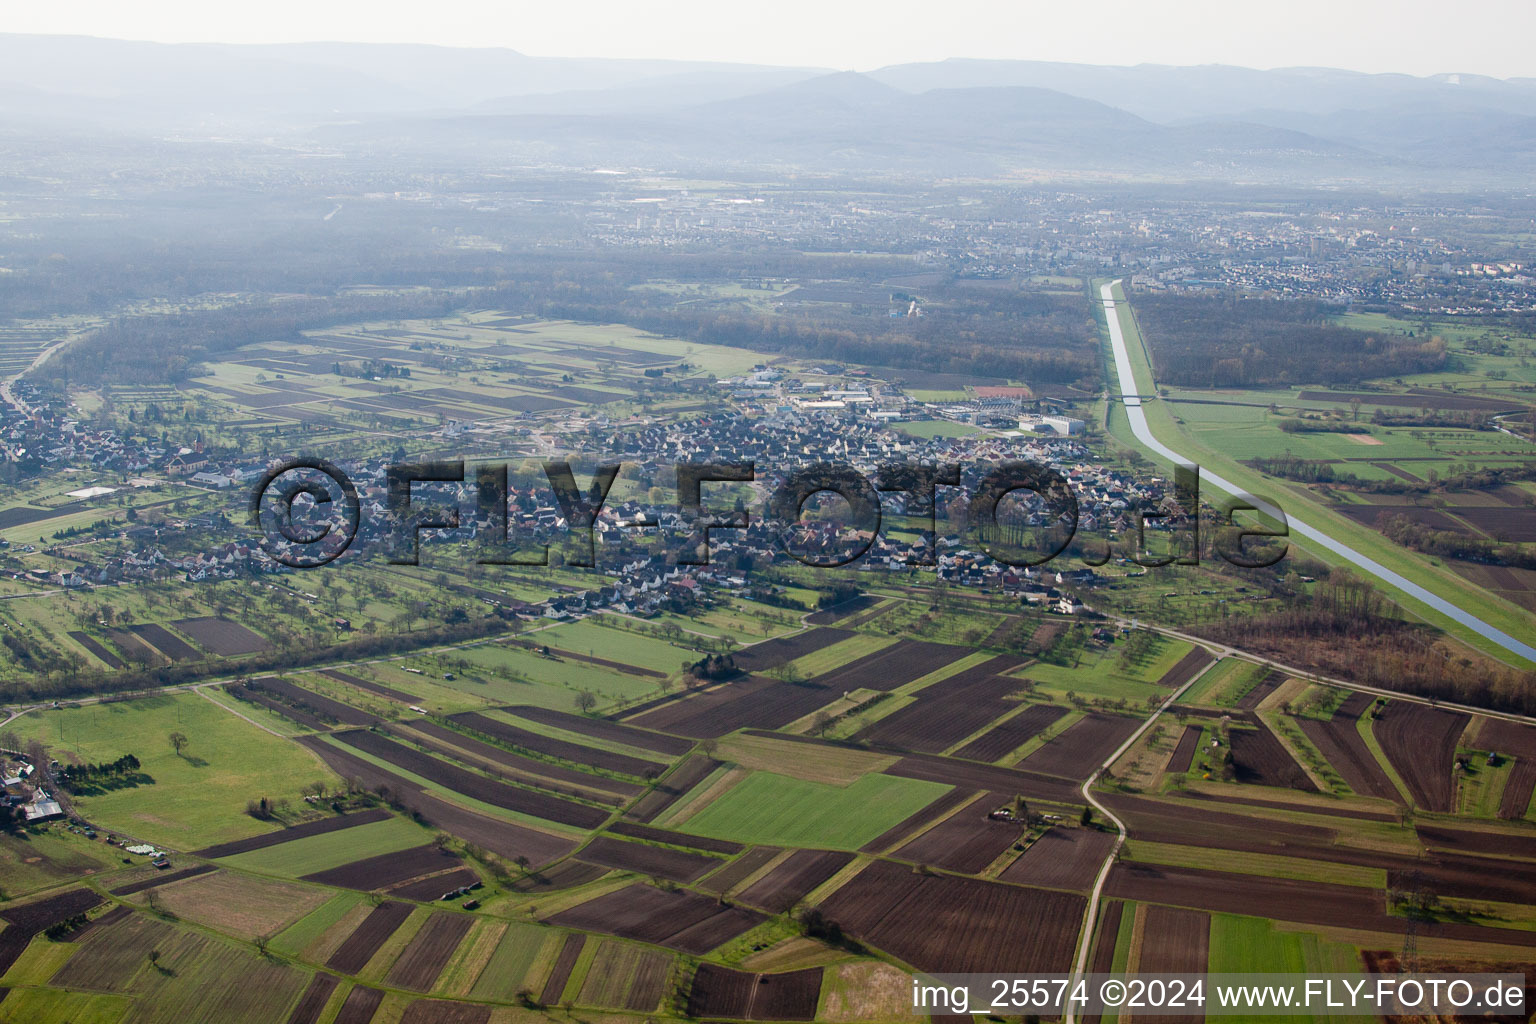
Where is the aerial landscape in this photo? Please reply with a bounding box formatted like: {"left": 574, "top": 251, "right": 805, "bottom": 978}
{"left": 1, "top": 3, "right": 1536, "bottom": 1022}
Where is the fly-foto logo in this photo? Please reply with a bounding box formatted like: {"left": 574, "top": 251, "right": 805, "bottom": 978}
{"left": 248, "top": 457, "right": 1289, "bottom": 571}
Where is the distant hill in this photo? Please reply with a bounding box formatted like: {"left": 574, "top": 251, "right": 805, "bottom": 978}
{"left": 1, "top": 34, "right": 1531, "bottom": 181}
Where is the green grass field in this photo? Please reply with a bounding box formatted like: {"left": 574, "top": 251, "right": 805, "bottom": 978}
{"left": 218, "top": 815, "right": 432, "bottom": 876}
{"left": 0, "top": 828, "right": 115, "bottom": 896}
{"left": 1181, "top": 659, "right": 1271, "bottom": 708}
{"left": 0, "top": 987, "right": 129, "bottom": 1024}
{"left": 270, "top": 891, "right": 368, "bottom": 955}
{"left": 680, "top": 770, "right": 950, "bottom": 849}
{"left": 1124, "top": 840, "right": 1385, "bottom": 888}
{"left": 10, "top": 693, "right": 337, "bottom": 849}
{"left": 1207, "top": 914, "right": 1363, "bottom": 1024}
{"left": 467, "top": 923, "right": 550, "bottom": 1000}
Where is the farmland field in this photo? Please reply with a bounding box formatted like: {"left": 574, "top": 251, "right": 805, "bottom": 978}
{"left": 5, "top": 280, "right": 1536, "bottom": 1024}
{"left": 1373, "top": 701, "right": 1470, "bottom": 811}
{"left": 219, "top": 815, "right": 432, "bottom": 876}
{"left": 680, "top": 771, "right": 951, "bottom": 849}
{"left": 8, "top": 693, "right": 336, "bottom": 848}
{"left": 466, "top": 923, "right": 550, "bottom": 1001}
{"left": 126, "top": 869, "right": 329, "bottom": 939}
{"left": 817, "top": 858, "right": 1084, "bottom": 972}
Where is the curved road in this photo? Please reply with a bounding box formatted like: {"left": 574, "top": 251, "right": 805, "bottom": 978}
{"left": 1100, "top": 280, "right": 1536, "bottom": 664}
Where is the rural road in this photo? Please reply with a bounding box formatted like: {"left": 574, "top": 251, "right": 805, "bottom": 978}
{"left": 1062, "top": 646, "right": 1218, "bottom": 1024}
{"left": 1100, "top": 280, "right": 1536, "bottom": 665}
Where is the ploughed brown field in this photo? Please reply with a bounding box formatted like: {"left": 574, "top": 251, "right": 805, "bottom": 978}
{"left": 196, "top": 807, "right": 392, "bottom": 858}
{"left": 1106, "top": 862, "right": 1536, "bottom": 948}
{"left": 737, "top": 849, "right": 854, "bottom": 913}
{"left": 577, "top": 939, "right": 673, "bottom": 1011}
{"left": 628, "top": 675, "right": 842, "bottom": 738}
{"left": 0, "top": 888, "right": 103, "bottom": 975}
{"left": 687, "top": 964, "right": 824, "bottom": 1020}
{"left": 512, "top": 860, "right": 610, "bottom": 893}
{"left": 1000, "top": 826, "right": 1116, "bottom": 891}
{"left": 697, "top": 846, "right": 783, "bottom": 895}
{"left": 882, "top": 751, "right": 1081, "bottom": 804}
{"left": 1099, "top": 793, "right": 1345, "bottom": 859}
{"left": 1232, "top": 668, "right": 1285, "bottom": 712}
{"left": 69, "top": 630, "right": 126, "bottom": 668}
{"left": 730, "top": 628, "right": 850, "bottom": 673}
{"left": 303, "top": 843, "right": 465, "bottom": 891}
{"left": 284, "top": 974, "right": 339, "bottom": 1024}
{"left": 575, "top": 835, "right": 724, "bottom": 883}
{"left": 607, "top": 821, "right": 742, "bottom": 854}
{"left": 333, "top": 728, "right": 609, "bottom": 828}
{"left": 1164, "top": 724, "right": 1203, "bottom": 774}
{"left": 859, "top": 786, "right": 977, "bottom": 854}
{"left": 625, "top": 755, "right": 723, "bottom": 822}
{"left": 1476, "top": 716, "right": 1536, "bottom": 760}
{"left": 1501, "top": 759, "right": 1536, "bottom": 819}
{"left": 449, "top": 711, "right": 666, "bottom": 777}
{"left": 1295, "top": 692, "right": 1403, "bottom": 802}
{"left": 173, "top": 615, "right": 274, "bottom": 656}
{"left": 1133, "top": 906, "right": 1210, "bottom": 1024}
{"left": 811, "top": 638, "right": 967, "bottom": 692}
{"left": 399, "top": 1000, "right": 491, "bottom": 1024}
{"left": 395, "top": 720, "right": 638, "bottom": 803}
{"left": 105, "top": 626, "right": 165, "bottom": 665}
{"left": 385, "top": 912, "right": 474, "bottom": 990}
{"left": 895, "top": 793, "right": 1022, "bottom": 874}
{"left": 326, "top": 901, "right": 414, "bottom": 973}
{"left": 1373, "top": 701, "right": 1470, "bottom": 812}
{"left": 852, "top": 655, "right": 1028, "bottom": 753}
{"left": 109, "top": 863, "right": 216, "bottom": 895}
{"left": 1416, "top": 824, "right": 1536, "bottom": 860}
{"left": 952, "top": 704, "right": 1069, "bottom": 762}
{"left": 389, "top": 867, "right": 480, "bottom": 902}
{"left": 1018, "top": 712, "right": 1142, "bottom": 779}
{"left": 804, "top": 594, "right": 878, "bottom": 624}
{"left": 816, "top": 859, "right": 1084, "bottom": 972}
{"left": 1081, "top": 901, "right": 1125, "bottom": 1024}
{"left": 332, "top": 985, "right": 385, "bottom": 1024}
{"left": 1228, "top": 723, "right": 1318, "bottom": 791}
{"left": 511, "top": 704, "right": 693, "bottom": 757}
{"left": 251, "top": 676, "right": 378, "bottom": 726}
{"left": 295, "top": 735, "right": 580, "bottom": 867}
{"left": 129, "top": 622, "right": 201, "bottom": 661}
{"left": 541, "top": 934, "right": 586, "bottom": 1004}
{"left": 1388, "top": 851, "right": 1536, "bottom": 905}
{"left": 231, "top": 683, "right": 331, "bottom": 731}
{"left": 547, "top": 882, "right": 765, "bottom": 955}
{"left": 1158, "top": 647, "right": 1214, "bottom": 688}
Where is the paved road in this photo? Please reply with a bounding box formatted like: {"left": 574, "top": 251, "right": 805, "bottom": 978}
{"left": 1063, "top": 647, "right": 1218, "bottom": 1024}
{"left": 1100, "top": 280, "right": 1536, "bottom": 664}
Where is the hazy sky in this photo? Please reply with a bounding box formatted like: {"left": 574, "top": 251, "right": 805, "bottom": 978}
{"left": 8, "top": 0, "right": 1536, "bottom": 78}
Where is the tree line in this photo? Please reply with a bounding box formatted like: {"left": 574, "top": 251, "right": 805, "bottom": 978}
{"left": 1134, "top": 294, "right": 1447, "bottom": 387}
